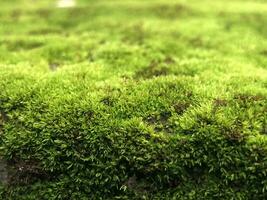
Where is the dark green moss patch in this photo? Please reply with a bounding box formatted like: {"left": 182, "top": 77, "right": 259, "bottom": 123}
{"left": 234, "top": 94, "right": 265, "bottom": 103}
{"left": 222, "top": 126, "right": 245, "bottom": 144}
{"left": 149, "top": 3, "right": 193, "bottom": 19}
{"left": 7, "top": 159, "right": 53, "bottom": 186}
{"left": 10, "top": 9, "right": 22, "bottom": 21}
{"left": 3, "top": 39, "right": 44, "bottom": 51}
{"left": 100, "top": 96, "right": 115, "bottom": 107}
{"left": 122, "top": 23, "right": 148, "bottom": 45}
{"left": 35, "top": 9, "right": 52, "bottom": 18}
{"left": 0, "top": 110, "right": 8, "bottom": 124}
{"left": 260, "top": 50, "right": 267, "bottom": 57}
{"left": 28, "top": 28, "right": 62, "bottom": 35}
{"left": 123, "top": 176, "right": 152, "bottom": 196}
{"left": 262, "top": 118, "right": 267, "bottom": 135}
{"left": 173, "top": 102, "right": 190, "bottom": 115}
{"left": 134, "top": 60, "right": 172, "bottom": 79}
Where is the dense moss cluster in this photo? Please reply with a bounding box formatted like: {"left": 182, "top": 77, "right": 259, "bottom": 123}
{"left": 0, "top": 0, "right": 267, "bottom": 199}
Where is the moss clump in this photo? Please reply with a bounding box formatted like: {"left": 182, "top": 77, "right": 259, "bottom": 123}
{"left": 0, "top": 0, "right": 267, "bottom": 199}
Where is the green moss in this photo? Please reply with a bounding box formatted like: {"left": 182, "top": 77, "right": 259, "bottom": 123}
{"left": 0, "top": 0, "right": 267, "bottom": 199}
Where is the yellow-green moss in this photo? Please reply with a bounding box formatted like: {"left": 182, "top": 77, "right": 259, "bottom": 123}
{"left": 0, "top": 0, "right": 267, "bottom": 199}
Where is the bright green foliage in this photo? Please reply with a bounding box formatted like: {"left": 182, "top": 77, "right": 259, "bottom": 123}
{"left": 0, "top": 0, "right": 267, "bottom": 199}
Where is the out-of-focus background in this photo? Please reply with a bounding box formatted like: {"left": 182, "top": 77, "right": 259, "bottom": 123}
{"left": 0, "top": 0, "right": 267, "bottom": 74}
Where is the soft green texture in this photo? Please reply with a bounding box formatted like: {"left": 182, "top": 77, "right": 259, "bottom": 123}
{"left": 0, "top": 0, "right": 267, "bottom": 199}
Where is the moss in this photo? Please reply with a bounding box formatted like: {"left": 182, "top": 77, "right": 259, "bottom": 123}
{"left": 141, "top": 3, "right": 193, "bottom": 19}
{"left": 3, "top": 39, "right": 44, "bottom": 51}
{"left": 7, "top": 159, "right": 53, "bottom": 186}
{"left": 0, "top": 0, "right": 267, "bottom": 199}
{"left": 134, "top": 58, "right": 176, "bottom": 79}
{"left": 121, "top": 23, "right": 149, "bottom": 45}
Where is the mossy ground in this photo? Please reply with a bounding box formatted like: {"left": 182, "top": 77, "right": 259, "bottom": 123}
{"left": 0, "top": 0, "right": 267, "bottom": 199}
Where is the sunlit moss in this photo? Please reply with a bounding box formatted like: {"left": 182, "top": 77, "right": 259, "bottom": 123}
{"left": 0, "top": 0, "right": 267, "bottom": 199}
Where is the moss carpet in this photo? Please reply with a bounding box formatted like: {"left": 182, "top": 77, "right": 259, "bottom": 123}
{"left": 0, "top": 0, "right": 267, "bottom": 199}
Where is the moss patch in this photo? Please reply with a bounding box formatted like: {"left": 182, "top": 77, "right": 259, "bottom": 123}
{"left": 0, "top": 0, "right": 267, "bottom": 199}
